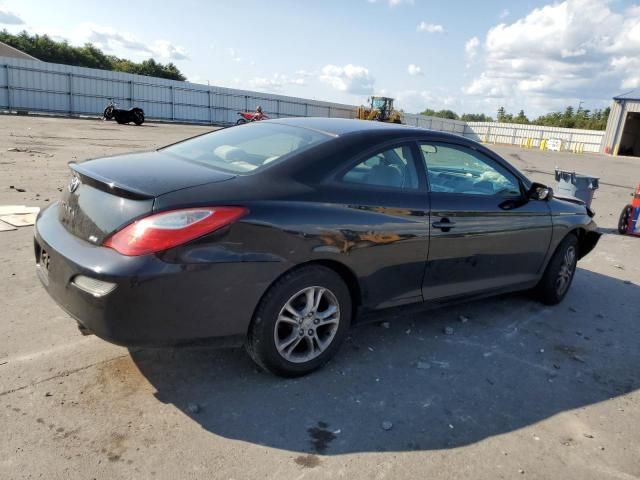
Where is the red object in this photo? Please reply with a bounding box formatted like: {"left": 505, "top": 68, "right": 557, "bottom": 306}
{"left": 104, "top": 207, "right": 248, "bottom": 256}
{"left": 633, "top": 183, "right": 640, "bottom": 208}
{"left": 237, "top": 111, "right": 270, "bottom": 122}
{"left": 620, "top": 183, "right": 640, "bottom": 237}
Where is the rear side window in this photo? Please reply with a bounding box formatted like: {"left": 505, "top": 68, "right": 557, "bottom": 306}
{"left": 341, "top": 145, "right": 419, "bottom": 190}
{"left": 162, "top": 123, "right": 331, "bottom": 173}
{"left": 420, "top": 143, "right": 521, "bottom": 196}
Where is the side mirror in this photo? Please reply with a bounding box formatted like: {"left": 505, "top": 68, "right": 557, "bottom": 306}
{"left": 528, "top": 182, "right": 553, "bottom": 201}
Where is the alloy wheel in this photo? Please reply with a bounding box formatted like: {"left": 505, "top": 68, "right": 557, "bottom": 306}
{"left": 555, "top": 246, "right": 576, "bottom": 296}
{"left": 274, "top": 286, "right": 340, "bottom": 363}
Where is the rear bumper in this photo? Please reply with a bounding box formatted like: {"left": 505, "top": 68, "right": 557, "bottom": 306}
{"left": 34, "top": 204, "right": 283, "bottom": 346}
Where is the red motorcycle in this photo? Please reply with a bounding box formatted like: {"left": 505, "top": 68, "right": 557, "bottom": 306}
{"left": 236, "top": 111, "right": 269, "bottom": 125}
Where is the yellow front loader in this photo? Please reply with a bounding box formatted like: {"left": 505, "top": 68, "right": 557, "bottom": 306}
{"left": 356, "top": 96, "right": 403, "bottom": 124}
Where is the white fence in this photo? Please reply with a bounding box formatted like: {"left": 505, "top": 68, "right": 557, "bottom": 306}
{"left": 464, "top": 122, "right": 605, "bottom": 153}
{"left": 0, "top": 56, "right": 605, "bottom": 152}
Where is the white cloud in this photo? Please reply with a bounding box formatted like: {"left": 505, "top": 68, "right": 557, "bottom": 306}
{"left": 75, "top": 24, "right": 189, "bottom": 60}
{"left": 407, "top": 64, "right": 423, "bottom": 76}
{"left": 319, "top": 64, "right": 375, "bottom": 95}
{"left": 249, "top": 73, "right": 306, "bottom": 92}
{"left": 417, "top": 22, "right": 444, "bottom": 33}
{"left": 463, "top": 0, "right": 640, "bottom": 113}
{"left": 151, "top": 40, "right": 188, "bottom": 60}
{"left": 226, "top": 47, "right": 242, "bottom": 63}
{"left": 368, "top": 0, "right": 414, "bottom": 6}
{"left": 465, "top": 36, "right": 479, "bottom": 59}
{"left": 0, "top": 7, "right": 23, "bottom": 25}
{"left": 294, "top": 69, "right": 314, "bottom": 77}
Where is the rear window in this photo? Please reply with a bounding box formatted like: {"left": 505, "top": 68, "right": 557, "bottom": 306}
{"left": 162, "top": 123, "right": 331, "bottom": 173}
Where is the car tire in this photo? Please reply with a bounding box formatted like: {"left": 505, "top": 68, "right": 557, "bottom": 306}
{"left": 535, "top": 234, "right": 579, "bottom": 305}
{"left": 103, "top": 106, "right": 114, "bottom": 120}
{"left": 618, "top": 205, "right": 632, "bottom": 234}
{"left": 133, "top": 110, "right": 145, "bottom": 125}
{"left": 246, "top": 265, "right": 352, "bottom": 377}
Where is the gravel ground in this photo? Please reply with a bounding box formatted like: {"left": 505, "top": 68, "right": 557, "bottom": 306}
{"left": 0, "top": 115, "right": 639, "bottom": 480}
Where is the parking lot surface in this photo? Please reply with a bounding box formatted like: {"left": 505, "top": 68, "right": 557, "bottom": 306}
{"left": 1, "top": 116, "right": 639, "bottom": 479}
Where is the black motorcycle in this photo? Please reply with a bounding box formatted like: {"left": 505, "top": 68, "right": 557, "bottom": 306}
{"left": 103, "top": 99, "right": 145, "bottom": 125}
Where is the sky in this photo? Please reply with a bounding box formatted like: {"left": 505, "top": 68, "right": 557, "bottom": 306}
{"left": 0, "top": 0, "right": 639, "bottom": 117}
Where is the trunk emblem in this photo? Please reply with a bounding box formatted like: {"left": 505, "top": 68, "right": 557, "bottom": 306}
{"left": 68, "top": 175, "right": 80, "bottom": 193}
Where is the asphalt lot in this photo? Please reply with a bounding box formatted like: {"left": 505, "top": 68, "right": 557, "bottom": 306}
{"left": 1, "top": 115, "right": 639, "bottom": 479}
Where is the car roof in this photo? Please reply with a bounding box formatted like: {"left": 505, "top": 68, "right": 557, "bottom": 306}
{"left": 264, "top": 117, "right": 429, "bottom": 137}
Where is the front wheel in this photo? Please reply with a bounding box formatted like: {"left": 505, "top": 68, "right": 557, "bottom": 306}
{"left": 103, "top": 106, "right": 114, "bottom": 120}
{"left": 535, "top": 234, "right": 579, "bottom": 305}
{"left": 236, "top": 118, "right": 247, "bottom": 125}
{"left": 618, "top": 205, "right": 632, "bottom": 234}
{"left": 246, "top": 266, "right": 352, "bottom": 377}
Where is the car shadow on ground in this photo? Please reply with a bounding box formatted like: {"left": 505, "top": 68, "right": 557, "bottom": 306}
{"left": 129, "top": 268, "right": 639, "bottom": 455}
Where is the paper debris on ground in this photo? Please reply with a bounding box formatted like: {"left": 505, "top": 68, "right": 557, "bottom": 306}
{"left": 0, "top": 220, "right": 17, "bottom": 231}
{"left": 0, "top": 212, "right": 38, "bottom": 227}
{"left": 0, "top": 205, "right": 40, "bottom": 216}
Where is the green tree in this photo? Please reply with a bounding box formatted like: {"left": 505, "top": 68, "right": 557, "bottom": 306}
{"left": 420, "top": 108, "right": 459, "bottom": 120}
{"left": 461, "top": 113, "right": 494, "bottom": 122}
{"left": 514, "top": 110, "right": 529, "bottom": 124}
{"left": 0, "top": 29, "right": 186, "bottom": 81}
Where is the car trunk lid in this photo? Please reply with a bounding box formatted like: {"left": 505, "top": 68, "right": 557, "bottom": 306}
{"left": 59, "top": 151, "right": 236, "bottom": 244}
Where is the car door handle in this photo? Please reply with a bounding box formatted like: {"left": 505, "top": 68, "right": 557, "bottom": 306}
{"left": 432, "top": 218, "right": 455, "bottom": 232}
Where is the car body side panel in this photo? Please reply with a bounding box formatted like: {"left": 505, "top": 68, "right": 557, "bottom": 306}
{"left": 171, "top": 196, "right": 430, "bottom": 310}
{"left": 541, "top": 197, "right": 600, "bottom": 266}
{"left": 423, "top": 194, "right": 553, "bottom": 300}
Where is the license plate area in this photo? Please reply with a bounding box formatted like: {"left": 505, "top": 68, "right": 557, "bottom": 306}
{"left": 40, "top": 248, "right": 50, "bottom": 272}
{"left": 36, "top": 244, "right": 50, "bottom": 286}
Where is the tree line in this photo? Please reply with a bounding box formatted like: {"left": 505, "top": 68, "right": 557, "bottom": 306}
{"left": 0, "top": 30, "right": 186, "bottom": 81}
{"left": 420, "top": 105, "right": 611, "bottom": 130}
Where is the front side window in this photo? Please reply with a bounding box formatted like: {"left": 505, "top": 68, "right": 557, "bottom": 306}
{"left": 162, "top": 123, "right": 331, "bottom": 173}
{"left": 420, "top": 143, "right": 521, "bottom": 196}
{"left": 341, "top": 145, "right": 419, "bottom": 190}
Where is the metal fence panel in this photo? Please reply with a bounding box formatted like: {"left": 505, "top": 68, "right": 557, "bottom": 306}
{"left": 0, "top": 56, "right": 606, "bottom": 153}
{"left": 0, "top": 57, "right": 357, "bottom": 125}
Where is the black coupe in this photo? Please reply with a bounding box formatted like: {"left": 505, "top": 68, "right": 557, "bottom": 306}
{"left": 35, "top": 118, "right": 600, "bottom": 376}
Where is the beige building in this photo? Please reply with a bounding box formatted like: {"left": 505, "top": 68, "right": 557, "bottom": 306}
{"left": 0, "top": 41, "right": 39, "bottom": 61}
{"left": 603, "top": 90, "right": 640, "bottom": 157}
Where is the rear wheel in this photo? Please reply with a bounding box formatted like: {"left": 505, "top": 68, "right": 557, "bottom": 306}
{"left": 246, "top": 266, "right": 352, "bottom": 377}
{"left": 618, "top": 205, "right": 632, "bottom": 234}
{"left": 535, "top": 234, "right": 579, "bottom": 305}
{"left": 236, "top": 118, "right": 247, "bottom": 125}
{"left": 133, "top": 110, "right": 144, "bottom": 125}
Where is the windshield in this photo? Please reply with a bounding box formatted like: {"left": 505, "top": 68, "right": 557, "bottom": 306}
{"left": 162, "top": 123, "right": 331, "bottom": 173}
{"left": 372, "top": 98, "right": 386, "bottom": 109}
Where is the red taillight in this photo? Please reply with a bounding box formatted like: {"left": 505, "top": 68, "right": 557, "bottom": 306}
{"left": 103, "top": 207, "right": 248, "bottom": 256}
